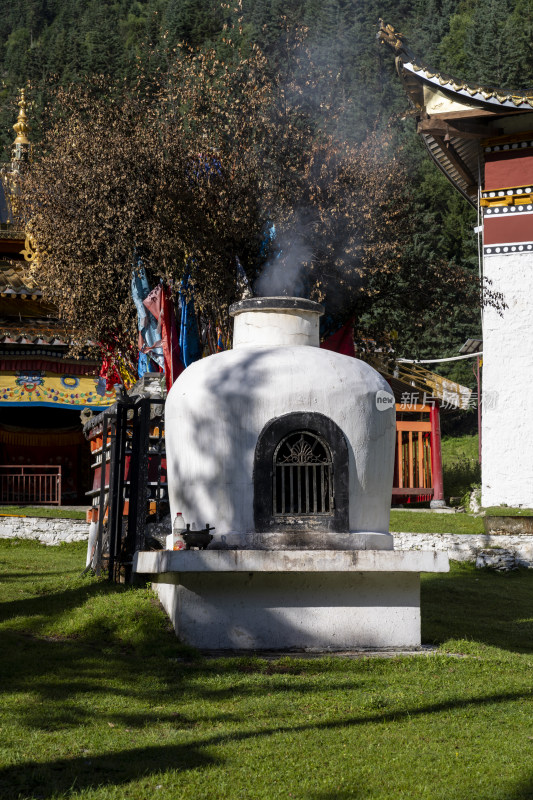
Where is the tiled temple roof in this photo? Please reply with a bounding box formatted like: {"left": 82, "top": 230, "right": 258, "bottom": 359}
{"left": 0, "top": 317, "right": 98, "bottom": 363}
{"left": 378, "top": 21, "right": 533, "bottom": 205}
{"left": 0, "top": 319, "right": 68, "bottom": 346}
{"left": 378, "top": 21, "right": 533, "bottom": 110}
{"left": 0, "top": 317, "right": 79, "bottom": 347}
{"left": 0, "top": 264, "right": 41, "bottom": 297}
{"left": 0, "top": 95, "right": 98, "bottom": 370}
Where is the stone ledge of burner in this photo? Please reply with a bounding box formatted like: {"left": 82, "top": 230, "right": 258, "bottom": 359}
{"left": 134, "top": 548, "right": 449, "bottom": 575}
{"left": 208, "top": 531, "right": 393, "bottom": 551}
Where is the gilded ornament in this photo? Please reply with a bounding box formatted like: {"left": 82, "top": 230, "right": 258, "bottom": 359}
{"left": 13, "top": 89, "right": 30, "bottom": 146}
{"left": 21, "top": 234, "right": 39, "bottom": 264}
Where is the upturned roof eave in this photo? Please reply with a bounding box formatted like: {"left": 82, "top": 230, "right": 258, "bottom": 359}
{"left": 379, "top": 21, "right": 533, "bottom": 112}
{"left": 379, "top": 21, "right": 533, "bottom": 206}
{"left": 399, "top": 60, "right": 533, "bottom": 206}
{"left": 399, "top": 58, "right": 533, "bottom": 112}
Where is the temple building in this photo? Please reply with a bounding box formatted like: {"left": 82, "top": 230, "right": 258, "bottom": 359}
{"left": 0, "top": 91, "right": 114, "bottom": 505}
{"left": 380, "top": 21, "right": 533, "bottom": 508}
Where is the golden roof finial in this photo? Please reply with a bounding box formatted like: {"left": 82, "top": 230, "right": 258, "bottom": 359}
{"left": 377, "top": 20, "right": 411, "bottom": 58}
{"left": 12, "top": 88, "right": 31, "bottom": 162}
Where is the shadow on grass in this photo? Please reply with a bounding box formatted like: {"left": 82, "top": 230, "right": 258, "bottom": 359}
{"left": 0, "top": 580, "right": 125, "bottom": 624}
{"left": 2, "top": 686, "right": 533, "bottom": 798}
{"left": 422, "top": 562, "right": 533, "bottom": 654}
{"left": 0, "top": 742, "right": 218, "bottom": 799}
{"left": 503, "top": 776, "right": 533, "bottom": 800}
{"left": 1, "top": 630, "right": 369, "bottom": 727}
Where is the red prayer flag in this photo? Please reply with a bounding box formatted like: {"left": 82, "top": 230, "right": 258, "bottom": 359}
{"left": 320, "top": 319, "right": 356, "bottom": 358}
{"left": 143, "top": 285, "right": 184, "bottom": 391}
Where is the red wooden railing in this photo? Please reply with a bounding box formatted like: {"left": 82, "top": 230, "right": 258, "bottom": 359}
{"left": 0, "top": 466, "right": 62, "bottom": 505}
{"left": 393, "top": 403, "right": 437, "bottom": 503}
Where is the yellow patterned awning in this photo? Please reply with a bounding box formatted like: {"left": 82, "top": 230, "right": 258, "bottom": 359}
{"left": 0, "top": 370, "right": 116, "bottom": 408}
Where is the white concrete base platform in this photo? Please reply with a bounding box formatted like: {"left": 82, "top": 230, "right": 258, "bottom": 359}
{"left": 134, "top": 549, "right": 448, "bottom": 652}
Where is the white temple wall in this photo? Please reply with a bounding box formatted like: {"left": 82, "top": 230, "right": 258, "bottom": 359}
{"left": 482, "top": 251, "right": 533, "bottom": 507}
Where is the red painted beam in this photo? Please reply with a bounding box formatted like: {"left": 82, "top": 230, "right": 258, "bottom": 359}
{"left": 429, "top": 402, "right": 444, "bottom": 503}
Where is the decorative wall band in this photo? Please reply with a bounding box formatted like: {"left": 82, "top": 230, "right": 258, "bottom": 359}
{"left": 484, "top": 204, "right": 533, "bottom": 216}
{"left": 482, "top": 186, "right": 533, "bottom": 198}
{"left": 484, "top": 141, "right": 533, "bottom": 154}
{"left": 484, "top": 242, "right": 533, "bottom": 256}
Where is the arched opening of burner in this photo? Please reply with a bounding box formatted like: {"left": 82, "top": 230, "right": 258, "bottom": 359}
{"left": 254, "top": 412, "right": 349, "bottom": 533}
{"left": 273, "top": 430, "right": 333, "bottom": 518}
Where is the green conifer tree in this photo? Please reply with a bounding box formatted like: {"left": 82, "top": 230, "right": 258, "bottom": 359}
{"left": 465, "top": 0, "right": 514, "bottom": 87}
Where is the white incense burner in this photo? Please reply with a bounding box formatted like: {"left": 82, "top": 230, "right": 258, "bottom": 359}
{"left": 134, "top": 297, "right": 448, "bottom": 651}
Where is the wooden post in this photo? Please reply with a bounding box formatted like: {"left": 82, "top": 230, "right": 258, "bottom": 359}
{"left": 417, "top": 432, "right": 424, "bottom": 488}
{"left": 429, "top": 401, "right": 445, "bottom": 507}
{"left": 408, "top": 430, "right": 414, "bottom": 487}
{"left": 397, "top": 430, "right": 403, "bottom": 488}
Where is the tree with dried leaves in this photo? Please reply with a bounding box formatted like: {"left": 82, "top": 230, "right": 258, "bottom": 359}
{"left": 17, "top": 22, "right": 481, "bottom": 360}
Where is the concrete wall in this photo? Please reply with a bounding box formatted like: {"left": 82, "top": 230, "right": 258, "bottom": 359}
{"left": 0, "top": 516, "right": 90, "bottom": 545}
{"left": 482, "top": 251, "right": 533, "bottom": 507}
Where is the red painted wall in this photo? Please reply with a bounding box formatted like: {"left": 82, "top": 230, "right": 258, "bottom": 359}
{"left": 484, "top": 214, "right": 533, "bottom": 244}
{"left": 484, "top": 149, "right": 533, "bottom": 190}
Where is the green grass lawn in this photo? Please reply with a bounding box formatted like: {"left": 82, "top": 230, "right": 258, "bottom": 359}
{"left": 0, "top": 506, "right": 86, "bottom": 519}
{"left": 2, "top": 540, "right": 533, "bottom": 799}
{"left": 441, "top": 434, "right": 481, "bottom": 499}
{"left": 389, "top": 509, "right": 484, "bottom": 534}
{"left": 442, "top": 434, "right": 479, "bottom": 464}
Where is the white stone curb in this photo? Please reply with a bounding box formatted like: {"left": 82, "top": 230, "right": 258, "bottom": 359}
{"left": 393, "top": 532, "right": 533, "bottom": 567}
{"left": 2, "top": 522, "right": 532, "bottom": 564}
{"left": 0, "top": 517, "right": 90, "bottom": 546}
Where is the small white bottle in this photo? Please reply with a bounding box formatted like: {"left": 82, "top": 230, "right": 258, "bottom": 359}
{"left": 171, "top": 512, "right": 187, "bottom": 551}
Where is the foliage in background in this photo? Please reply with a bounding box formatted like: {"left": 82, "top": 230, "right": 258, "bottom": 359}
{"left": 4, "top": 0, "right": 525, "bottom": 379}
{"left": 17, "top": 18, "right": 481, "bottom": 354}
{"left": 442, "top": 433, "right": 481, "bottom": 500}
